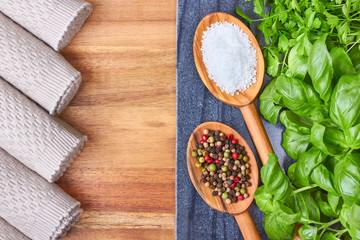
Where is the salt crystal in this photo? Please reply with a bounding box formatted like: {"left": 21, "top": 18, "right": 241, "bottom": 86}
{"left": 201, "top": 21, "right": 257, "bottom": 95}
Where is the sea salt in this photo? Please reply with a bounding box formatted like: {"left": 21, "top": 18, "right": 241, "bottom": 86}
{"left": 201, "top": 21, "right": 257, "bottom": 95}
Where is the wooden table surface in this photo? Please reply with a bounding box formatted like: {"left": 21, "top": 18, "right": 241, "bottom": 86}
{"left": 58, "top": 1, "right": 177, "bottom": 239}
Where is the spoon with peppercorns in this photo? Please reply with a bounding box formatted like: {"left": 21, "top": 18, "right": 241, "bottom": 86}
{"left": 187, "top": 121, "right": 260, "bottom": 240}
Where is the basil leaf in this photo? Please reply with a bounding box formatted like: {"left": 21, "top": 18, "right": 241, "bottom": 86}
{"left": 276, "top": 204, "right": 301, "bottom": 225}
{"left": 348, "top": 203, "right": 360, "bottom": 230}
{"left": 330, "top": 47, "right": 355, "bottom": 82}
{"left": 334, "top": 153, "right": 360, "bottom": 205}
{"left": 330, "top": 73, "right": 360, "bottom": 130}
{"left": 327, "top": 191, "right": 343, "bottom": 214}
{"left": 348, "top": 46, "right": 360, "bottom": 72}
{"left": 254, "top": 185, "right": 281, "bottom": 213}
{"left": 282, "top": 128, "right": 310, "bottom": 160}
{"left": 288, "top": 35, "right": 311, "bottom": 80}
{"left": 349, "top": 226, "right": 360, "bottom": 240}
{"left": 321, "top": 232, "right": 340, "bottom": 240}
{"left": 340, "top": 203, "right": 351, "bottom": 229}
{"left": 344, "top": 123, "right": 360, "bottom": 149}
{"left": 310, "top": 122, "right": 349, "bottom": 156}
{"left": 314, "top": 190, "right": 338, "bottom": 218}
{"left": 275, "top": 75, "right": 323, "bottom": 118}
{"left": 308, "top": 34, "right": 333, "bottom": 102}
{"left": 298, "top": 224, "right": 317, "bottom": 240}
{"left": 293, "top": 190, "right": 321, "bottom": 222}
{"left": 323, "top": 157, "right": 338, "bottom": 174}
{"left": 261, "top": 153, "right": 293, "bottom": 203}
{"left": 287, "top": 162, "right": 303, "bottom": 187}
{"left": 260, "top": 79, "right": 282, "bottom": 124}
{"left": 341, "top": 203, "right": 360, "bottom": 239}
{"left": 264, "top": 212, "right": 296, "bottom": 240}
{"left": 280, "top": 110, "right": 313, "bottom": 135}
{"left": 294, "top": 147, "right": 327, "bottom": 187}
{"left": 310, "top": 164, "right": 337, "bottom": 194}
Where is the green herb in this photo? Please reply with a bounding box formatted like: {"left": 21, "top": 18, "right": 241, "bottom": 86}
{"left": 236, "top": 0, "right": 360, "bottom": 78}
{"left": 250, "top": 26, "right": 360, "bottom": 240}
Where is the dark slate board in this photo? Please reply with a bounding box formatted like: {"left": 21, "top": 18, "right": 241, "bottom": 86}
{"left": 176, "top": 1, "right": 294, "bottom": 239}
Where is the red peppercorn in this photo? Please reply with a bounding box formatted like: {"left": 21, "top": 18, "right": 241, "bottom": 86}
{"left": 234, "top": 176, "right": 240, "bottom": 183}
{"left": 238, "top": 195, "right": 245, "bottom": 201}
{"left": 227, "top": 134, "right": 233, "bottom": 141}
{"left": 231, "top": 183, "right": 236, "bottom": 188}
{"left": 232, "top": 153, "right": 239, "bottom": 159}
{"left": 230, "top": 168, "right": 234, "bottom": 172}
{"left": 215, "top": 159, "right": 220, "bottom": 164}
{"left": 202, "top": 134, "right": 209, "bottom": 141}
{"left": 207, "top": 159, "right": 213, "bottom": 164}
{"left": 216, "top": 145, "right": 222, "bottom": 148}
{"left": 232, "top": 139, "right": 238, "bottom": 145}
{"left": 200, "top": 140, "right": 205, "bottom": 144}
{"left": 205, "top": 155, "right": 211, "bottom": 161}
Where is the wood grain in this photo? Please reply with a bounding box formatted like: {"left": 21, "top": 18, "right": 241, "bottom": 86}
{"left": 186, "top": 122, "right": 260, "bottom": 240}
{"left": 58, "top": 0, "right": 177, "bottom": 239}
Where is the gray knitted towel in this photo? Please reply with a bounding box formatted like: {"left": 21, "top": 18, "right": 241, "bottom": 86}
{"left": 0, "top": 149, "right": 83, "bottom": 240}
{"left": 0, "top": 0, "right": 92, "bottom": 51}
{"left": 0, "top": 12, "right": 82, "bottom": 115}
{"left": 0, "top": 78, "right": 87, "bottom": 183}
{"left": 0, "top": 218, "right": 29, "bottom": 240}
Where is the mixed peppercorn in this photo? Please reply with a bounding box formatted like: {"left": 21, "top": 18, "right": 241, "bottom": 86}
{"left": 191, "top": 129, "right": 251, "bottom": 204}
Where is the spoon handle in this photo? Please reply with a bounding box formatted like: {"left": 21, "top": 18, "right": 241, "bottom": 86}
{"left": 239, "top": 102, "right": 273, "bottom": 165}
{"left": 234, "top": 209, "right": 261, "bottom": 240}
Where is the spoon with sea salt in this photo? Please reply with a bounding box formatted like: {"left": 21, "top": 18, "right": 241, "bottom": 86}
{"left": 193, "top": 12, "right": 273, "bottom": 166}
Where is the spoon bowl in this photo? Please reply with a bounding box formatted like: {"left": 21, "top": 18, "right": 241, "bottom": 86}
{"left": 193, "top": 12, "right": 273, "bottom": 164}
{"left": 187, "top": 122, "right": 260, "bottom": 239}
{"left": 193, "top": 12, "right": 264, "bottom": 108}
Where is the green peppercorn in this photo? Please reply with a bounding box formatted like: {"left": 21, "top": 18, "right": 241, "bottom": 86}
{"left": 208, "top": 136, "right": 215, "bottom": 143}
{"left": 191, "top": 150, "right": 198, "bottom": 158}
{"left": 224, "top": 152, "right": 230, "bottom": 158}
{"left": 245, "top": 169, "right": 250, "bottom": 174}
{"left": 207, "top": 163, "right": 217, "bottom": 172}
{"left": 197, "top": 149, "right": 202, "bottom": 156}
{"left": 202, "top": 168, "right": 207, "bottom": 172}
{"left": 243, "top": 156, "right": 249, "bottom": 162}
{"left": 222, "top": 192, "right": 229, "bottom": 199}
{"left": 195, "top": 162, "right": 202, "bottom": 168}
{"left": 199, "top": 157, "right": 205, "bottom": 163}
{"left": 240, "top": 188, "right": 246, "bottom": 194}
{"left": 238, "top": 154, "right": 243, "bottom": 160}
{"left": 221, "top": 166, "right": 228, "bottom": 172}
{"left": 234, "top": 187, "right": 240, "bottom": 192}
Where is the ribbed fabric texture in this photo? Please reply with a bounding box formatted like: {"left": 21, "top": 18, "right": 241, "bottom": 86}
{"left": 0, "top": 12, "right": 82, "bottom": 115}
{"left": 0, "top": 218, "right": 29, "bottom": 240}
{"left": 0, "top": 78, "right": 87, "bottom": 183}
{"left": 0, "top": 149, "right": 83, "bottom": 240}
{"left": 0, "top": 0, "right": 92, "bottom": 51}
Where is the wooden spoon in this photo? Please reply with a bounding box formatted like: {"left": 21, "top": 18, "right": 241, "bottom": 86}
{"left": 193, "top": 12, "right": 273, "bottom": 166}
{"left": 187, "top": 121, "right": 260, "bottom": 240}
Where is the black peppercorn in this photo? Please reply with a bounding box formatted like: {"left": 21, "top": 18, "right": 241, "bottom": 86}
{"left": 213, "top": 191, "right": 218, "bottom": 196}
